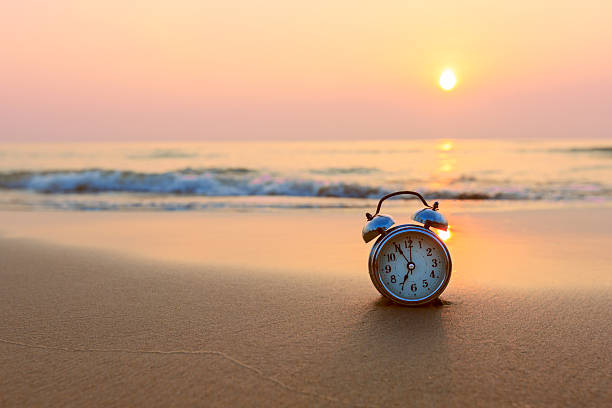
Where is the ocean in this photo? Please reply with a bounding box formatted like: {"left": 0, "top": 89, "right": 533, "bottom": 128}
{"left": 0, "top": 139, "right": 610, "bottom": 212}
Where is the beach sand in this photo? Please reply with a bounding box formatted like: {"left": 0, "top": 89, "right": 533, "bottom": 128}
{"left": 1, "top": 207, "right": 611, "bottom": 407}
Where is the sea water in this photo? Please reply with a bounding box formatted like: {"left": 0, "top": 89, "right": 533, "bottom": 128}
{"left": 0, "top": 139, "right": 610, "bottom": 211}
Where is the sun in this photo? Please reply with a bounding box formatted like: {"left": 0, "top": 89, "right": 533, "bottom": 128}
{"left": 439, "top": 69, "right": 457, "bottom": 91}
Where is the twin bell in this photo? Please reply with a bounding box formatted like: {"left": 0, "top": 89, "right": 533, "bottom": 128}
{"left": 361, "top": 191, "right": 448, "bottom": 243}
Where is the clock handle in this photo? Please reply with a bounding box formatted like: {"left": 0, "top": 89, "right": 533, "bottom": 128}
{"left": 365, "top": 190, "right": 437, "bottom": 221}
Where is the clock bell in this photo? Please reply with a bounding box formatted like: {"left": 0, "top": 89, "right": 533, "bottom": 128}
{"left": 361, "top": 190, "right": 449, "bottom": 243}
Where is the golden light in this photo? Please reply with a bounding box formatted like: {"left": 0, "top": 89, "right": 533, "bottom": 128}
{"left": 439, "top": 163, "right": 453, "bottom": 172}
{"left": 439, "top": 141, "right": 454, "bottom": 151}
{"left": 439, "top": 69, "right": 457, "bottom": 91}
{"left": 436, "top": 227, "right": 452, "bottom": 241}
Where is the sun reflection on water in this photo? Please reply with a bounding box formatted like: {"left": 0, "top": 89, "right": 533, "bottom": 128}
{"left": 435, "top": 227, "right": 452, "bottom": 241}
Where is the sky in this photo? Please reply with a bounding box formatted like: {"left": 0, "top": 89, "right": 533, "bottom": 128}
{"left": 1, "top": 1, "right": 610, "bottom": 141}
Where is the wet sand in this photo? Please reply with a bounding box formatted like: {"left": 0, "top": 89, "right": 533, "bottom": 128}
{"left": 0, "top": 208, "right": 611, "bottom": 407}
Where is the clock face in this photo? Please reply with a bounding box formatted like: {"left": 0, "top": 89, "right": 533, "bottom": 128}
{"left": 374, "top": 228, "right": 449, "bottom": 302}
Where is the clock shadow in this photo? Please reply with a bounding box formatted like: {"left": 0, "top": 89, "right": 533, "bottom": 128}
{"left": 317, "top": 295, "right": 454, "bottom": 406}
{"left": 371, "top": 296, "right": 452, "bottom": 308}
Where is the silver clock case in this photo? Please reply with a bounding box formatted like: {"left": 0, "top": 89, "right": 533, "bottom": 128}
{"left": 413, "top": 208, "right": 448, "bottom": 231}
{"left": 362, "top": 214, "right": 395, "bottom": 243}
{"left": 368, "top": 224, "right": 452, "bottom": 306}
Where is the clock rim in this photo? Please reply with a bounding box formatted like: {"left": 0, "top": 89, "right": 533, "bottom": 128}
{"left": 368, "top": 224, "right": 452, "bottom": 306}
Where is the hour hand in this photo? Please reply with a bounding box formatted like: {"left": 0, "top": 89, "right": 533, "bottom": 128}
{"left": 394, "top": 245, "right": 410, "bottom": 263}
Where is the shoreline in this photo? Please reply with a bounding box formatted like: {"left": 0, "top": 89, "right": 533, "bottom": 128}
{"left": 0, "top": 207, "right": 610, "bottom": 288}
{"left": 1, "top": 190, "right": 611, "bottom": 214}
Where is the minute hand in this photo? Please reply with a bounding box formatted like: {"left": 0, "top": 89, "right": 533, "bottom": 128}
{"left": 408, "top": 241, "right": 413, "bottom": 262}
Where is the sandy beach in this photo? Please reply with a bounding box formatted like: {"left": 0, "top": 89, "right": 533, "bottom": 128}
{"left": 0, "top": 207, "right": 610, "bottom": 407}
{"left": 3, "top": 0, "right": 611, "bottom": 405}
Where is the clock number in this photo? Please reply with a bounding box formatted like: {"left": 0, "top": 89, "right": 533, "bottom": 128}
{"left": 394, "top": 243, "right": 402, "bottom": 253}
{"left": 432, "top": 259, "right": 438, "bottom": 267}
{"left": 387, "top": 253, "right": 396, "bottom": 262}
{"left": 390, "top": 275, "right": 396, "bottom": 283}
{"left": 418, "top": 241, "right": 422, "bottom": 248}
{"left": 404, "top": 239, "right": 413, "bottom": 249}
{"left": 430, "top": 270, "right": 436, "bottom": 278}
{"left": 422, "top": 280, "right": 428, "bottom": 288}
{"left": 384, "top": 265, "right": 391, "bottom": 273}
{"left": 410, "top": 283, "right": 417, "bottom": 292}
{"left": 426, "top": 248, "right": 432, "bottom": 256}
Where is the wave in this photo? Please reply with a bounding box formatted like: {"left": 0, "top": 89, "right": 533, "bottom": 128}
{"left": 552, "top": 146, "right": 612, "bottom": 155}
{"left": 127, "top": 149, "right": 219, "bottom": 159}
{"left": 0, "top": 169, "right": 607, "bottom": 201}
{"left": 0, "top": 169, "right": 386, "bottom": 198}
{"left": 310, "top": 167, "right": 380, "bottom": 175}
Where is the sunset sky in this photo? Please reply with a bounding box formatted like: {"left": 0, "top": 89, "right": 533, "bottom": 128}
{"left": 1, "top": 1, "right": 610, "bottom": 141}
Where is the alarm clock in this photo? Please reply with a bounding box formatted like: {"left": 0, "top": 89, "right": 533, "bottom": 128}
{"left": 362, "top": 190, "right": 452, "bottom": 306}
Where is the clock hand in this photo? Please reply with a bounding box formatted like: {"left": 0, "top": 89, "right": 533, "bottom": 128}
{"left": 400, "top": 272, "right": 410, "bottom": 291}
{"left": 395, "top": 245, "right": 410, "bottom": 264}
{"left": 395, "top": 242, "right": 415, "bottom": 291}
{"left": 409, "top": 242, "right": 413, "bottom": 262}
{"left": 400, "top": 262, "right": 416, "bottom": 291}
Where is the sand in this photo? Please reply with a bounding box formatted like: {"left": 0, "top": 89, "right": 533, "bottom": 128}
{"left": 0, "top": 207, "right": 611, "bottom": 407}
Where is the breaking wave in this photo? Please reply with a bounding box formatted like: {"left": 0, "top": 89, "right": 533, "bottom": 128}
{"left": 0, "top": 168, "right": 607, "bottom": 202}
{"left": 0, "top": 169, "right": 386, "bottom": 198}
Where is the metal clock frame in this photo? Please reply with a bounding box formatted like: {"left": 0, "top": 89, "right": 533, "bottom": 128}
{"left": 368, "top": 224, "right": 452, "bottom": 306}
